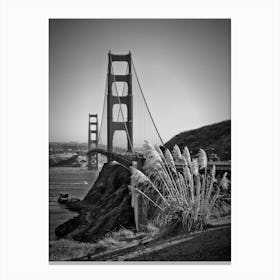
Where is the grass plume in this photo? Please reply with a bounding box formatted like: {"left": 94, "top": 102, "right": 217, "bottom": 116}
{"left": 130, "top": 140, "right": 230, "bottom": 234}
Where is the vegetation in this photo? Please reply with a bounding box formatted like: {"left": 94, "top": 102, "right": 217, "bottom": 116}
{"left": 130, "top": 141, "right": 230, "bottom": 235}
{"left": 49, "top": 238, "right": 97, "bottom": 261}
{"left": 165, "top": 120, "right": 231, "bottom": 160}
{"left": 50, "top": 228, "right": 138, "bottom": 261}
{"left": 49, "top": 227, "right": 161, "bottom": 261}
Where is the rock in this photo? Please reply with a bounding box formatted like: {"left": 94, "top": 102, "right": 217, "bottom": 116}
{"left": 55, "top": 163, "right": 135, "bottom": 242}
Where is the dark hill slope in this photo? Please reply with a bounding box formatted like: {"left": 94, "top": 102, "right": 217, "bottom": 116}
{"left": 165, "top": 120, "right": 231, "bottom": 160}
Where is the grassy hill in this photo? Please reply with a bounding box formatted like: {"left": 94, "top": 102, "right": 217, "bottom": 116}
{"left": 165, "top": 120, "right": 231, "bottom": 161}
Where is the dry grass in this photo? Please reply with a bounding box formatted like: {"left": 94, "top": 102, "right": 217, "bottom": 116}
{"left": 130, "top": 141, "right": 230, "bottom": 235}
{"left": 49, "top": 239, "right": 97, "bottom": 261}
{"left": 49, "top": 228, "right": 141, "bottom": 261}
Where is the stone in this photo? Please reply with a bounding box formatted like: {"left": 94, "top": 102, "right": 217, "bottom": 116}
{"left": 55, "top": 162, "right": 135, "bottom": 242}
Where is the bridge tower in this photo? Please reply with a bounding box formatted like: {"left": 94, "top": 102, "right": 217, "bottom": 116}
{"left": 107, "top": 51, "right": 133, "bottom": 159}
{"left": 88, "top": 113, "right": 98, "bottom": 170}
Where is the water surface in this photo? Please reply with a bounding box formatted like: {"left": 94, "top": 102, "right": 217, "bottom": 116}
{"left": 49, "top": 167, "right": 98, "bottom": 240}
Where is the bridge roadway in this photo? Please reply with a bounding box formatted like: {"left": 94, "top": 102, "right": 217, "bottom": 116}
{"left": 89, "top": 148, "right": 144, "bottom": 168}
{"left": 89, "top": 148, "right": 231, "bottom": 172}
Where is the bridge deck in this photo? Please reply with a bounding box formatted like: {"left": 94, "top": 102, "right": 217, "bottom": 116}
{"left": 89, "top": 148, "right": 231, "bottom": 172}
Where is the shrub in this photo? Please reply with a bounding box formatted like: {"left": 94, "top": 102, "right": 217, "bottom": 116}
{"left": 130, "top": 141, "right": 230, "bottom": 235}
{"left": 49, "top": 228, "right": 138, "bottom": 261}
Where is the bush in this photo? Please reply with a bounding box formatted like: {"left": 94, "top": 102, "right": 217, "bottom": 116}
{"left": 130, "top": 141, "right": 230, "bottom": 235}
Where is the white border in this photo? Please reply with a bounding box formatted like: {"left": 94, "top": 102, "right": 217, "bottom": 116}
{"left": 1, "top": 0, "right": 280, "bottom": 279}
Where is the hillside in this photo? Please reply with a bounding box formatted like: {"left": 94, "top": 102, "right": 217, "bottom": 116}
{"left": 165, "top": 120, "right": 231, "bottom": 161}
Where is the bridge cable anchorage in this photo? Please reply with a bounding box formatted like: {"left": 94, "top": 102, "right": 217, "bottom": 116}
{"left": 131, "top": 58, "right": 165, "bottom": 146}
{"left": 109, "top": 54, "right": 134, "bottom": 153}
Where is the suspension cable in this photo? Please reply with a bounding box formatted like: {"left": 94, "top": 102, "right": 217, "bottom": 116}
{"left": 131, "top": 58, "right": 165, "bottom": 146}
{"left": 97, "top": 75, "right": 108, "bottom": 146}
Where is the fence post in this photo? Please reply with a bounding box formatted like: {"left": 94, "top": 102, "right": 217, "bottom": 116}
{"left": 136, "top": 155, "right": 145, "bottom": 171}
{"left": 130, "top": 186, "right": 147, "bottom": 232}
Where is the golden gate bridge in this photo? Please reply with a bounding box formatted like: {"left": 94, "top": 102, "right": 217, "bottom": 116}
{"left": 87, "top": 51, "right": 230, "bottom": 173}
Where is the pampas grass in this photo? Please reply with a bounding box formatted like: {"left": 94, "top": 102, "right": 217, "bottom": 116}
{"left": 220, "top": 172, "right": 230, "bottom": 190}
{"left": 198, "top": 149, "right": 207, "bottom": 170}
{"left": 191, "top": 158, "right": 199, "bottom": 176}
{"left": 172, "top": 144, "right": 183, "bottom": 165}
{"left": 164, "top": 148, "right": 176, "bottom": 169}
{"left": 182, "top": 146, "right": 192, "bottom": 167}
{"left": 130, "top": 140, "right": 230, "bottom": 234}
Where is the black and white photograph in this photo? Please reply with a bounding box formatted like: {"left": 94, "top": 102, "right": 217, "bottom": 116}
{"left": 1, "top": 0, "right": 280, "bottom": 278}
{"left": 49, "top": 19, "right": 231, "bottom": 262}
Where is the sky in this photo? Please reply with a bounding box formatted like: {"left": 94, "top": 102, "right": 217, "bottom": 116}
{"left": 49, "top": 19, "right": 230, "bottom": 143}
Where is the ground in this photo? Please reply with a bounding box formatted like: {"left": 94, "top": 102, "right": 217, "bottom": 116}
{"left": 123, "top": 225, "right": 230, "bottom": 261}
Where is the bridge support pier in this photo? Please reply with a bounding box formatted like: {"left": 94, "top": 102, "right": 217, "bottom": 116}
{"left": 107, "top": 51, "right": 133, "bottom": 158}
{"left": 88, "top": 114, "right": 98, "bottom": 170}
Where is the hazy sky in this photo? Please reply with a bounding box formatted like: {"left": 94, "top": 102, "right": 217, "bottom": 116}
{"left": 49, "top": 19, "right": 230, "bottom": 143}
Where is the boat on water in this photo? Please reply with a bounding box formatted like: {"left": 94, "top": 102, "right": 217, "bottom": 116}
{"left": 58, "top": 192, "right": 81, "bottom": 205}
{"left": 57, "top": 193, "right": 69, "bottom": 204}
